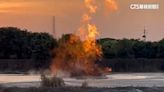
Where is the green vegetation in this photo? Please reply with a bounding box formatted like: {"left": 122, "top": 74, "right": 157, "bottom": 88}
{"left": 98, "top": 38, "right": 164, "bottom": 59}
{"left": 97, "top": 38, "right": 164, "bottom": 72}
{"left": 0, "top": 27, "right": 163, "bottom": 72}
{"left": 0, "top": 27, "right": 57, "bottom": 70}
{"left": 41, "top": 72, "right": 65, "bottom": 87}
{"left": 0, "top": 27, "right": 57, "bottom": 59}
{"left": 98, "top": 59, "right": 164, "bottom": 72}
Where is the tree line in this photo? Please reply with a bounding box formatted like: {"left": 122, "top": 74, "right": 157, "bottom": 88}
{"left": 0, "top": 27, "right": 57, "bottom": 70}
{"left": 98, "top": 38, "right": 164, "bottom": 59}
{"left": 0, "top": 27, "right": 163, "bottom": 60}
{"left": 0, "top": 27, "right": 56, "bottom": 60}
{"left": 0, "top": 27, "right": 163, "bottom": 72}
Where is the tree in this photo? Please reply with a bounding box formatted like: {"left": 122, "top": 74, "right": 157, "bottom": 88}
{"left": 0, "top": 27, "right": 31, "bottom": 59}
{"left": 114, "top": 39, "right": 135, "bottom": 58}
{"left": 98, "top": 38, "right": 118, "bottom": 58}
{"left": 157, "top": 39, "right": 164, "bottom": 58}
{"left": 30, "top": 32, "right": 57, "bottom": 60}
{"left": 0, "top": 27, "right": 57, "bottom": 69}
{"left": 30, "top": 32, "right": 57, "bottom": 68}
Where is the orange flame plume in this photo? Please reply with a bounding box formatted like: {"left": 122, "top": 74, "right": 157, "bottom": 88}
{"left": 51, "top": 0, "right": 118, "bottom": 77}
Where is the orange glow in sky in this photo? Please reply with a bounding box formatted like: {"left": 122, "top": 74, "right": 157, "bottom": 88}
{"left": 0, "top": 0, "right": 163, "bottom": 41}
{"left": 0, "top": 0, "right": 82, "bottom": 15}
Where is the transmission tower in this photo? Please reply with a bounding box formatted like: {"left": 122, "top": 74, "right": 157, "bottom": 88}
{"left": 142, "top": 27, "right": 147, "bottom": 41}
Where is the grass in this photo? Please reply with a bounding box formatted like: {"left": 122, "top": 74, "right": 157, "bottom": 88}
{"left": 40, "top": 71, "right": 65, "bottom": 88}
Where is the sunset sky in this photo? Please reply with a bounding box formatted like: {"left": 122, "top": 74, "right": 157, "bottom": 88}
{"left": 0, "top": 0, "right": 163, "bottom": 41}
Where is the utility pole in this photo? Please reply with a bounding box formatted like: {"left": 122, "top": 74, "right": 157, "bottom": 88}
{"left": 52, "top": 16, "right": 56, "bottom": 38}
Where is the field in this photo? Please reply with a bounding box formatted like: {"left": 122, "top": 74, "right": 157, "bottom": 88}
{"left": 0, "top": 73, "right": 164, "bottom": 92}
{"left": 0, "top": 73, "right": 164, "bottom": 88}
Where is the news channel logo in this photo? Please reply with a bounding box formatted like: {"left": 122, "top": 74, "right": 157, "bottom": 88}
{"left": 130, "top": 4, "right": 159, "bottom": 10}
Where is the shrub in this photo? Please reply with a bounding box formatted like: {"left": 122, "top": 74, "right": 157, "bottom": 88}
{"left": 40, "top": 73, "right": 65, "bottom": 87}
{"left": 81, "top": 81, "right": 88, "bottom": 88}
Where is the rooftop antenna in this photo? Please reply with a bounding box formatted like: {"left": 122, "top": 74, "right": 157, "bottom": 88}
{"left": 52, "top": 16, "right": 56, "bottom": 38}
{"left": 142, "top": 26, "right": 147, "bottom": 41}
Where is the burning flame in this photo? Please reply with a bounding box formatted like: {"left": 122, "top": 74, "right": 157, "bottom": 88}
{"left": 85, "top": 0, "right": 97, "bottom": 14}
{"left": 104, "top": 0, "right": 118, "bottom": 15}
{"left": 51, "top": 0, "right": 118, "bottom": 76}
{"left": 105, "top": 0, "right": 118, "bottom": 10}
